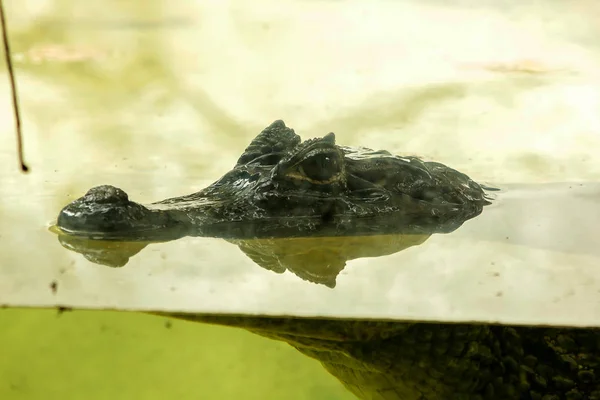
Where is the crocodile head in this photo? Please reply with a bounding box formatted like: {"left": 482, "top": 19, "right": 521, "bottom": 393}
{"left": 57, "top": 120, "right": 493, "bottom": 241}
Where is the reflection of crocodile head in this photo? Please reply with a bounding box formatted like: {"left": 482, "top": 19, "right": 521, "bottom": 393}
{"left": 56, "top": 232, "right": 151, "bottom": 268}
{"left": 56, "top": 120, "right": 493, "bottom": 241}
{"left": 229, "top": 235, "right": 429, "bottom": 288}
{"left": 56, "top": 232, "right": 430, "bottom": 287}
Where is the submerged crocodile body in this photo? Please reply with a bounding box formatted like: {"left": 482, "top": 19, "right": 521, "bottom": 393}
{"left": 57, "top": 120, "right": 491, "bottom": 241}
{"left": 164, "top": 314, "right": 600, "bottom": 400}
{"left": 53, "top": 121, "right": 600, "bottom": 399}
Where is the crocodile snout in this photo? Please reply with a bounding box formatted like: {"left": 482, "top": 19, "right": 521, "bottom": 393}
{"left": 56, "top": 185, "right": 180, "bottom": 239}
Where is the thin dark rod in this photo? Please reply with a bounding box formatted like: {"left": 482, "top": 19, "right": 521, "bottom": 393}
{"left": 0, "top": 0, "right": 28, "bottom": 172}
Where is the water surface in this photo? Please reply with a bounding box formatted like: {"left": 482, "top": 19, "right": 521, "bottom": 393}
{"left": 2, "top": 0, "right": 600, "bottom": 398}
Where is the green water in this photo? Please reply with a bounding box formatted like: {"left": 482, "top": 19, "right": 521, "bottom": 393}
{"left": 0, "top": 309, "right": 352, "bottom": 399}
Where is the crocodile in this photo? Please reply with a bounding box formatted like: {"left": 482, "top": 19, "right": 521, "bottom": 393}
{"left": 54, "top": 121, "right": 600, "bottom": 399}
{"left": 56, "top": 120, "right": 492, "bottom": 242}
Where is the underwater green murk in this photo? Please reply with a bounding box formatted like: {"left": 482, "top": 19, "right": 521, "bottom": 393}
{"left": 0, "top": 308, "right": 353, "bottom": 400}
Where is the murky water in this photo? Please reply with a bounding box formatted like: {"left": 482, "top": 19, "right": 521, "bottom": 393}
{"left": 2, "top": 0, "right": 600, "bottom": 399}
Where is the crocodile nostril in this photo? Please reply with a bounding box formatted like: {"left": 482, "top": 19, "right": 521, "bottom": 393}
{"left": 83, "top": 185, "right": 129, "bottom": 204}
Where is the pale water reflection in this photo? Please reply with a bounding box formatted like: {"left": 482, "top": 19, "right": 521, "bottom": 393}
{"left": 1, "top": 0, "right": 600, "bottom": 323}
{"left": 57, "top": 233, "right": 433, "bottom": 288}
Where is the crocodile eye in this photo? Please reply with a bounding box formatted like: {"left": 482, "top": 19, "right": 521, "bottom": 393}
{"left": 298, "top": 153, "right": 340, "bottom": 182}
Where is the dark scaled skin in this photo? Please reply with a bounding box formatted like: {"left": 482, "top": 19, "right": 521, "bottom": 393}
{"left": 57, "top": 120, "right": 492, "bottom": 241}
{"left": 163, "top": 314, "right": 600, "bottom": 400}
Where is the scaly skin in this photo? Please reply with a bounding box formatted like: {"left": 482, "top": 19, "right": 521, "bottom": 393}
{"left": 163, "top": 314, "right": 600, "bottom": 400}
